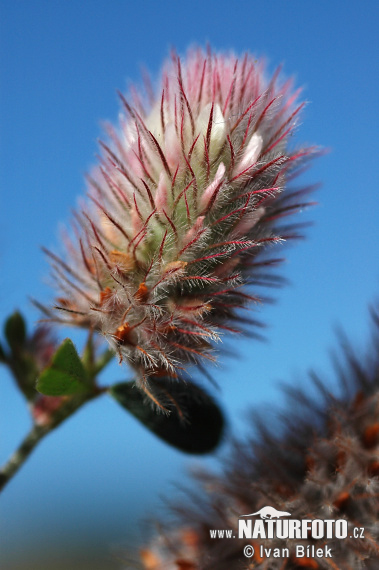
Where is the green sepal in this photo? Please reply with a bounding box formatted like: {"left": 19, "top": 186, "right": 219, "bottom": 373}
{"left": 36, "top": 338, "right": 88, "bottom": 396}
{"left": 4, "top": 312, "right": 26, "bottom": 352}
{"left": 110, "top": 379, "right": 224, "bottom": 454}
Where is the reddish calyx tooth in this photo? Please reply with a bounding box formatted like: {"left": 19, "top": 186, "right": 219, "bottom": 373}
{"left": 109, "top": 250, "right": 135, "bottom": 271}
{"left": 362, "top": 423, "right": 379, "bottom": 449}
{"left": 99, "top": 287, "right": 112, "bottom": 306}
{"left": 368, "top": 461, "right": 379, "bottom": 477}
{"left": 56, "top": 297, "right": 72, "bottom": 308}
{"left": 134, "top": 282, "right": 149, "bottom": 302}
{"left": 333, "top": 491, "right": 350, "bottom": 511}
{"left": 114, "top": 323, "right": 134, "bottom": 345}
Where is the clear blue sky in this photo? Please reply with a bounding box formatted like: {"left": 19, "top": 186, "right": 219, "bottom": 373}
{"left": 1, "top": 1, "right": 379, "bottom": 567}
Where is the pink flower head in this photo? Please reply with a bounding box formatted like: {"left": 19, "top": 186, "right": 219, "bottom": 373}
{"left": 43, "top": 48, "right": 315, "bottom": 401}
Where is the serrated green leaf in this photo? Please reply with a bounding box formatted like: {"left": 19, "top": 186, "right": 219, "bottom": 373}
{"left": 110, "top": 379, "right": 224, "bottom": 454}
{"left": 4, "top": 312, "right": 26, "bottom": 352}
{"left": 36, "top": 338, "right": 88, "bottom": 396}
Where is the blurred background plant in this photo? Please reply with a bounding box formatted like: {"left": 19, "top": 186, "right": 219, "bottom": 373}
{"left": 137, "top": 307, "right": 379, "bottom": 569}
{"left": 1, "top": 1, "right": 379, "bottom": 569}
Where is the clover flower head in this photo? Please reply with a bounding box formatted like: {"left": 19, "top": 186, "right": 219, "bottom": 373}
{"left": 139, "top": 309, "right": 379, "bottom": 569}
{"left": 43, "top": 48, "right": 315, "bottom": 403}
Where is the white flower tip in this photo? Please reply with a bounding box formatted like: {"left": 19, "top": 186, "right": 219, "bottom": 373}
{"left": 164, "top": 122, "right": 181, "bottom": 168}
{"left": 155, "top": 172, "right": 168, "bottom": 211}
{"left": 196, "top": 103, "right": 226, "bottom": 157}
{"left": 200, "top": 162, "right": 226, "bottom": 211}
{"left": 183, "top": 215, "right": 206, "bottom": 247}
{"left": 215, "top": 161, "right": 226, "bottom": 180}
{"left": 235, "top": 132, "right": 263, "bottom": 177}
{"left": 233, "top": 206, "right": 266, "bottom": 237}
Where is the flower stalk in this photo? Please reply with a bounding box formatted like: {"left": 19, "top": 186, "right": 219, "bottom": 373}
{"left": 0, "top": 320, "right": 110, "bottom": 493}
{"left": 0, "top": 389, "right": 101, "bottom": 493}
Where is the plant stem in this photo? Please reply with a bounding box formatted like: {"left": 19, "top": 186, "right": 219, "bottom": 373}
{"left": 0, "top": 390, "right": 100, "bottom": 493}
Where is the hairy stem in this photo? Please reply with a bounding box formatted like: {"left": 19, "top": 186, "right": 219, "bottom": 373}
{"left": 0, "top": 390, "right": 101, "bottom": 493}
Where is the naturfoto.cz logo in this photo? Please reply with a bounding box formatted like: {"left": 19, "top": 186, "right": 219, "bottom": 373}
{"left": 209, "top": 505, "right": 365, "bottom": 561}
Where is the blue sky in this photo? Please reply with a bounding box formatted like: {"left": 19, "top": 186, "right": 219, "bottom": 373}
{"left": 1, "top": 1, "right": 379, "bottom": 567}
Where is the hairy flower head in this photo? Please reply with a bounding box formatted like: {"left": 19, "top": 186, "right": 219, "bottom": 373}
{"left": 138, "top": 309, "right": 379, "bottom": 569}
{"left": 43, "top": 48, "right": 315, "bottom": 400}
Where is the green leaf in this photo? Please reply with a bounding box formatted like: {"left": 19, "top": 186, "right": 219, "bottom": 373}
{"left": 11, "top": 353, "right": 39, "bottom": 401}
{"left": 110, "top": 378, "right": 224, "bottom": 454}
{"left": 0, "top": 341, "right": 6, "bottom": 362}
{"left": 4, "top": 312, "right": 26, "bottom": 352}
{"left": 36, "top": 338, "right": 88, "bottom": 396}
